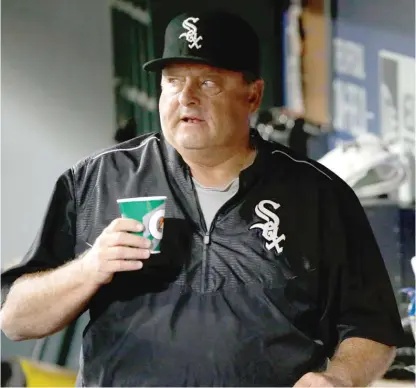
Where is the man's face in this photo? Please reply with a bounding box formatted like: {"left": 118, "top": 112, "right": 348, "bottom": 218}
{"left": 159, "top": 63, "right": 264, "bottom": 152}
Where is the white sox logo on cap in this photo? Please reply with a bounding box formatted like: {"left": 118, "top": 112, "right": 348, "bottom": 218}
{"left": 179, "top": 17, "right": 203, "bottom": 49}
{"left": 250, "top": 200, "right": 286, "bottom": 254}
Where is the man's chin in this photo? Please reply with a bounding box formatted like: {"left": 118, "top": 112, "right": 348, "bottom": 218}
{"left": 178, "top": 142, "right": 210, "bottom": 151}
{"left": 175, "top": 134, "right": 213, "bottom": 151}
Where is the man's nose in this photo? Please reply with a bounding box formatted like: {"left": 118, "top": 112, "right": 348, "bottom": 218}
{"left": 178, "top": 82, "right": 200, "bottom": 107}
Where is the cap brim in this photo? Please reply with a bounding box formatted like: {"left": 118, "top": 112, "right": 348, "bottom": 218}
{"left": 143, "top": 56, "right": 217, "bottom": 72}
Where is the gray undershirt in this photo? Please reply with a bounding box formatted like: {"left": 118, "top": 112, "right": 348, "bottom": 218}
{"left": 193, "top": 178, "right": 240, "bottom": 230}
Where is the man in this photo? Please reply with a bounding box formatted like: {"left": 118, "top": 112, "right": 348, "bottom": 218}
{"left": 0, "top": 10, "right": 404, "bottom": 387}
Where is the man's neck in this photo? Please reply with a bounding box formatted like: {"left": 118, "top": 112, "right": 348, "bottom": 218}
{"left": 181, "top": 145, "right": 257, "bottom": 188}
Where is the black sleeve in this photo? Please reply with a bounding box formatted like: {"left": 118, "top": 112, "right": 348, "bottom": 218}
{"left": 325, "top": 179, "right": 405, "bottom": 349}
{"left": 1, "top": 169, "right": 77, "bottom": 306}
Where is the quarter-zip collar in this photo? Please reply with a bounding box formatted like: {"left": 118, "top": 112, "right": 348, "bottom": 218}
{"left": 160, "top": 129, "right": 270, "bottom": 226}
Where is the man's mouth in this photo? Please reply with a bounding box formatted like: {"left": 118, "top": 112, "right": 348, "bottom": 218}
{"left": 181, "top": 116, "right": 204, "bottom": 123}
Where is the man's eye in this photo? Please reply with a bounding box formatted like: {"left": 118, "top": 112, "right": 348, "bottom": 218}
{"left": 202, "top": 80, "right": 216, "bottom": 88}
{"left": 169, "top": 78, "right": 182, "bottom": 85}
{"left": 162, "top": 78, "right": 180, "bottom": 87}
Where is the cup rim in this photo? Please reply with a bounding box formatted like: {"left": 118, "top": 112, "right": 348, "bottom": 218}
{"left": 117, "top": 196, "right": 167, "bottom": 203}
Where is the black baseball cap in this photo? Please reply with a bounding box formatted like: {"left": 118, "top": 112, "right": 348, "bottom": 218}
{"left": 143, "top": 10, "right": 261, "bottom": 78}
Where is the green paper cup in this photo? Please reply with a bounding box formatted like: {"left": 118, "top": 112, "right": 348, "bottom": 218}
{"left": 117, "top": 196, "right": 167, "bottom": 254}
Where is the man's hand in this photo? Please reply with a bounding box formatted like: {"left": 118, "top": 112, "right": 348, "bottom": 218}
{"left": 294, "top": 372, "right": 352, "bottom": 387}
{"left": 0, "top": 218, "right": 152, "bottom": 340}
{"left": 294, "top": 338, "right": 396, "bottom": 387}
{"left": 82, "top": 218, "right": 152, "bottom": 285}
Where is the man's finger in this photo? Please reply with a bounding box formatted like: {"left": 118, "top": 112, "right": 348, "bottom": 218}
{"left": 106, "top": 231, "right": 152, "bottom": 249}
{"left": 293, "top": 378, "right": 311, "bottom": 387}
{"left": 105, "top": 246, "right": 151, "bottom": 260}
{"left": 105, "top": 218, "right": 144, "bottom": 233}
{"left": 293, "top": 373, "right": 314, "bottom": 387}
{"left": 104, "top": 259, "right": 144, "bottom": 272}
{"left": 293, "top": 372, "right": 336, "bottom": 388}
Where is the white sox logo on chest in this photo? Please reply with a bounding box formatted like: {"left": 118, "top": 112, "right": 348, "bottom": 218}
{"left": 250, "top": 200, "right": 286, "bottom": 254}
{"left": 179, "top": 17, "right": 203, "bottom": 49}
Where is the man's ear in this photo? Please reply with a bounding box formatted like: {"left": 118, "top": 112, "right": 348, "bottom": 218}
{"left": 248, "top": 79, "right": 265, "bottom": 113}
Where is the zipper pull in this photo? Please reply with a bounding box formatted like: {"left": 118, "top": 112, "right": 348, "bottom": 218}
{"left": 203, "top": 234, "right": 211, "bottom": 245}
